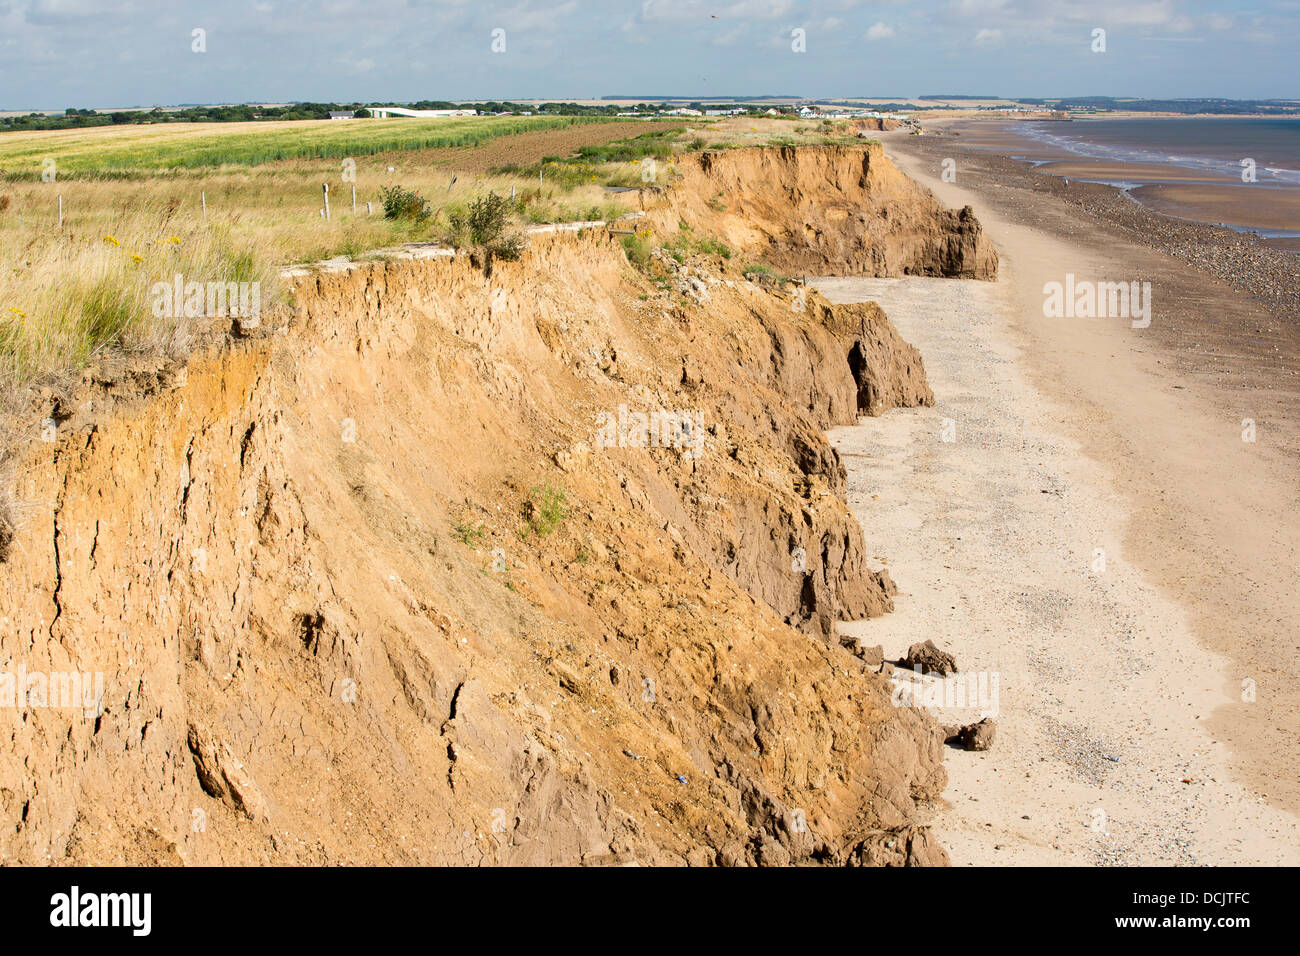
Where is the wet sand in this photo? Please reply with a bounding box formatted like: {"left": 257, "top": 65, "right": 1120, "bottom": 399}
{"left": 938, "top": 118, "right": 1300, "bottom": 236}
{"left": 1035, "top": 161, "right": 1236, "bottom": 184}
{"left": 1131, "top": 183, "right": 1300, "bottom": 232}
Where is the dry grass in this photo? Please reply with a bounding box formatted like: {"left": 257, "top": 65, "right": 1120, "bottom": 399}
{"left": 0, "top": 156, "right": 636, "bottom": 394}
{"left": 0, "top": 116, "right": 828, "bottom": 401}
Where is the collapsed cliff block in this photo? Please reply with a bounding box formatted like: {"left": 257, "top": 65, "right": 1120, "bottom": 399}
{"left": 846, "top": 824, "right": 951, "bottom": 867}
{"left": 904, "top": 640, "right": 959, "bottom": 677}
{"left": 957, "top": 718, "right": 997, "bottom": 752}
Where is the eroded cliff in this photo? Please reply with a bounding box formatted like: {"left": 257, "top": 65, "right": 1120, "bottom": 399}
{"left": 662, "top": 144, "right": 998, "bottom": 280}
{"left": 0, "top": 146, "right": 991, "bottom": 866}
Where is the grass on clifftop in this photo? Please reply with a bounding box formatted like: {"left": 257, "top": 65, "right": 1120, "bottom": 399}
{"left": 0, "top": 115, "right": 868, "bottom": 405}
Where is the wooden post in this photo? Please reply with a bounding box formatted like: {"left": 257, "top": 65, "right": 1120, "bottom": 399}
{"left": 366, "top": 201, "right": 373, "bottom": 216}
{"left": 323, "top": 183, "right": 330, "bottom": 221}
{"left": 351, "top": 185, "right": 356, "bottom": 214}
{"left": 201, "top": 192, "right": 206, "bottom": 221}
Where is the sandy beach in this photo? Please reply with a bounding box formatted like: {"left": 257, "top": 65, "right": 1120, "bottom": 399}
{"left": 816, "top": 129, "right": 1300, "bottom": 865}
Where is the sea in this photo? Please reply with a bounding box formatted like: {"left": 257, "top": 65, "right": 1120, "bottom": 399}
{"left": 1012, "top": 117, "right": 1300, "bottom": 187}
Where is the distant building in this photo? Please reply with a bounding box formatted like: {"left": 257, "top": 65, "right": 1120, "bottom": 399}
{"left": 328, "top": 111, "right": 356, "bottom": 120}
{"left": 665, "top": 107, "right": 703, "bottom": 116}
{"left": 367, "top": 107, "right": 478, "bottom": 118}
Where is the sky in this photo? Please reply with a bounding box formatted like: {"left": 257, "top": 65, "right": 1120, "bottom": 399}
{"left": 0, "top": 0, "right": 1297, "bottom": 109}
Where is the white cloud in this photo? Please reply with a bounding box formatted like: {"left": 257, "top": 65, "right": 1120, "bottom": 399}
{"left": 866, "top": 21, "right": 894, "bottom": 40}
{"left": 973, "top": 27, "right": 1002, "bottom": 45}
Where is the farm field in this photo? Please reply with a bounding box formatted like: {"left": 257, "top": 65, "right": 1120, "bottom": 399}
{"left": 0, "top": 115, "right": 617, "bottom": 177}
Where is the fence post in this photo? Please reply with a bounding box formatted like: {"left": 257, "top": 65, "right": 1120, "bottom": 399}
{"left": 352, "top": 185, "right": 356, "bottom": 214}
{"left": 57, "top": 195, "right": 63, "bottom": 230}
{"left": 201, "top": 192, "right": 206, "bottom": 221}
{"left": 323, "top": 183, "right": 330, "bottom": 221}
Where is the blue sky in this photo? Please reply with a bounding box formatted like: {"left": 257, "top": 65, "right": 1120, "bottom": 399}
{"left": 0, "top": 0, "right": 1296, "bottom": 108}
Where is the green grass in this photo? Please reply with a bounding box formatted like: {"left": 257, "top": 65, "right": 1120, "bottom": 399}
{"left": 452, "top": 522, "right": 488, "bottom": 547}
{"left": 524, "top": 483, "right": 567, "bottom": 538}
{"left": 663, "top": 222, "right": 731, "bottom": 262}
{"left": 620, "top": 233, "right": 653, "bottom": 271}
{"left": 0, "top": 116, "right": 612, "bottom": 179}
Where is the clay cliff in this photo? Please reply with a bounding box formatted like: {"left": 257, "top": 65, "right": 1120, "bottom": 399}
{"left": 661, "top": 144, "right": 998, "bottom": 280}
{"left": 0, "top": 145, "right": 991, "bottom": 866}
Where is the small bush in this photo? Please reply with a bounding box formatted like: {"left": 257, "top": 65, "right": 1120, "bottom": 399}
{"left": 379, "top": 185, "right": 430, "bottom": 223}
{"left": 620, "top": 233, "right": 652, "bottom": 271}
{"left": 448, "top": 191, "right": 525, "bottom": 267}
{"left": 525, "top": 482, "right": 567, "bottom": 538}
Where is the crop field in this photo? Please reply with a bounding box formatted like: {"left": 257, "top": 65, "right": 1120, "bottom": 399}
{"left": 0, "top": 115, "right": 612, "bottom": 178}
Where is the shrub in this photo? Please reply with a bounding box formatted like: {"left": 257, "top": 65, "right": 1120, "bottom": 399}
{"left": 525, "top": 482, "right": 567, "bottom": 538}
{"left": 379, "top": 185, "right": 430, "bottom": 223}
{"left": 620, "top": 233, "right": 652, "bottom": 271}
{"left": 448, "top": 191, "right": 525, "bottom": 269}
{"left": 452, "top": 522, "right": 487, "bottom": 547}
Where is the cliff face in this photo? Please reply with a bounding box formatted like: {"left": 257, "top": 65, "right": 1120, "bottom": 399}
{"left": 0, "top": 146, "right": 989, "bottom": 866}
{"left": 662, "top": 145, "right": 998, "bottom": 280}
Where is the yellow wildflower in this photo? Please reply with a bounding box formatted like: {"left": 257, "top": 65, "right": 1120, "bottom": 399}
{"left": 103, "top": 234, "right": 120, "bottom": 246}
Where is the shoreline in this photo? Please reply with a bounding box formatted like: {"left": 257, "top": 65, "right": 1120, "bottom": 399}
{"left": 926, "top": 117, "right": 1300, "bottom": 249}
{"left": 832, "top": 129, "right": 1300, "bottom": 863}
